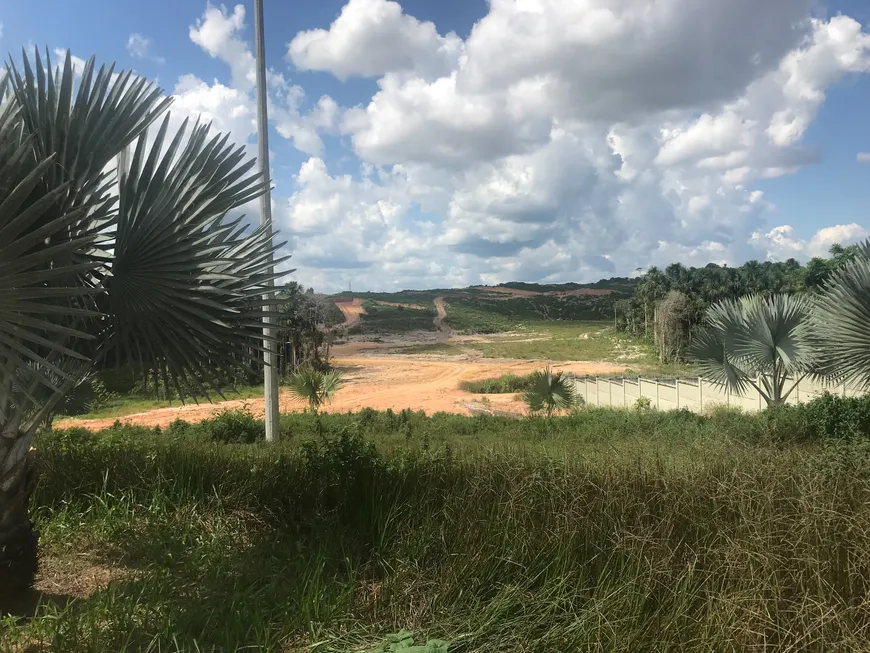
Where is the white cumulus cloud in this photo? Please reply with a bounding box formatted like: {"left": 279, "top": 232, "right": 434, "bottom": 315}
{"left": 143, "top": 0, "right": 870, "bottom": 290}
{"left": 287, "top": 0, "right": 463, "bottom": 80}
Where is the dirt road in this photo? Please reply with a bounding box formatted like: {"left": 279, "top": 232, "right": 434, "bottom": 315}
{"left": 433, "top": 296, "right": 452, "bottom": 342}
{"left": 334, "top": 298, "right": 365, "bottom": 327}
{"left": 57, "top": 354, "right": 625, "bottom": 431}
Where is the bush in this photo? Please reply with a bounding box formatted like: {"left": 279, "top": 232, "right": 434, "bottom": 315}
{"left": 803, "top": 392, "right": 870, "bottom": 439}
{"left": 198, "top": 407, "right": 265, "bottom": 443}
{"left": 759, "top": 403, "right": 813, "bottom": 444}
{"left": 459, "top": 373, "right": 535, "bottom": 394}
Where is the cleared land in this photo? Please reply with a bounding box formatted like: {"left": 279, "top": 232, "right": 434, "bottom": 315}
{"left": 57, "top": 299, "right": 687, "bottom": 430}
{"left": 57, "top": 352, "right": 624, "bottom": 430}
{"left": 334, "top": 297, "right": 366, "bottom": 327}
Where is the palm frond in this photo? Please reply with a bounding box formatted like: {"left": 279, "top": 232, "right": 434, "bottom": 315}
{"left": 688, "top": 327, "right": 753, "bottom": 395}
{"left": 7, "top": 49, "right": 171, "bottom": 204}
{"left": 287, "top": 366, "right": 342, "bottom": 411}
{"left": 98, "top": 115, "right": 282, "bottom": 398}
{"left": 523, "top": 367, "right": 577, "bottom": 416}
{"left": 813, "top": 257, "right": 870, "bottom": 389}
{"left": 0, "top": 97, "right": 99, "bottom": 415}
{"left": 737, "top": 293, "right": 816, "bottom": 375}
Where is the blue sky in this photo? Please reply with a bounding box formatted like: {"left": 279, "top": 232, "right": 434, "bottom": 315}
{"left": 2, "top": 0, "right": 869, "bottom": 291}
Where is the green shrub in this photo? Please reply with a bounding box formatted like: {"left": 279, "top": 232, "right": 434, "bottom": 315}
{"left": 459, "top": 373, "right": 535, "bottom": 394}
{"left": 803, "top": 392, "right": 870, "bottom": 439}
{"left": 370, "top": 630, "right": 450, "bottom": 653}
{"left": 634, "top": 395, "right": 652, "bottom": 411}
{"left": 759, "top": 403, "right": 814, "bottom": 443}
{"left": 198, "top": 407, "right": 265, "bottom": 443}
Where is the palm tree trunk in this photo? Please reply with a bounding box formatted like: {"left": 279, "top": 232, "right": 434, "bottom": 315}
{"left": 0, "top": 439, "right": 39, "bottom": 606}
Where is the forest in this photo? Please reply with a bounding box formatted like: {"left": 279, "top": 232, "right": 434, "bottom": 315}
{"left": 615, "top": 244, "right": 864, "bottom": 362}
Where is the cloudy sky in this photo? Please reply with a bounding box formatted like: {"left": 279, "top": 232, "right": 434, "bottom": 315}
{"left": 4, "top": 0, "right": 870, "bottom": 291}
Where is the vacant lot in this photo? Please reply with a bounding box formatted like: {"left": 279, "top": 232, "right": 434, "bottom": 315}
{"left": 56, "top": 319, "right": 690, "bottom": 430}
{"left": 57, "top": 352, "right": 625, "bottom": 430}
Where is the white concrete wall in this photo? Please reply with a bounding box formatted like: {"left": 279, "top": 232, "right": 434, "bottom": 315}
{"left": 571, "top": 376, "right": 864, "bottom": 413}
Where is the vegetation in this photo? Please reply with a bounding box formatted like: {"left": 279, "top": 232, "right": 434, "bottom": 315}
{"left": 398, "top": 343, "right": 464, "bottom": 355}
{"left": 459, "top": 373, "right": 537, "bottom": 394}
{"left": 616, "top": 244, "right": 865, "bottom": 363}
{"left": 812, "top": 240, "right": 870, "bottom": 389}
{"left": 688, "top": 241, "right": 870, "bottom": 404}
{"left": 465, "top": 321, "right": 662, "bottom": 366}
{"left": 275, "top": 282, "right": 345, "bottom": 374}
{"left": 442, "top": 300, "right": 520, "bottom": 333}
{"left": 691, "top": 294, "right": 817, "bottom": 406}
{"left": 0, "top": 50, "right": 279, "bottom": 600}
{"left": 286, "top": 366, "right": 343, "bottom": 413}
{"left": 57, "top": 384, "right": 266, "bottom": 421}
{"left": 349, "top": 300, "right": 437, "bottom": 334}
{"left": 522, "top": 367, "right": 579, "bottom": 416}
{"left": 2, "top": 397, "right": 870, "bottom": 650}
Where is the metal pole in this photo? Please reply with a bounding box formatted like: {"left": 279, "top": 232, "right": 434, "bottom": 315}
{"left": 254, "top": 0, "right": 280, "bottom": 442}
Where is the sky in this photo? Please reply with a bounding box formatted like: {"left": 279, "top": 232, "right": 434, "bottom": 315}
{"left": 2, "top": 0, "right": 870, "bottom": 292}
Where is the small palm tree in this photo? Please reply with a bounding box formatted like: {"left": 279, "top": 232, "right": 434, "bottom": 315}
{"left": 689, "top": 294, "right": 818, "bottom": 406}
{"left": 287, "top": 366, "right": 342, "bottom": 413}
{"left": 813, "top": 240, "right": 870, "bottom": 389}
{"left": 523, "top": 367, "right": 577, "bottom": 417}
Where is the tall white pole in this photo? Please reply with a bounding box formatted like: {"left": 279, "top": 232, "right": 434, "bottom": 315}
{"left": 254, "top": 0, "right": 280, "bottom": 442}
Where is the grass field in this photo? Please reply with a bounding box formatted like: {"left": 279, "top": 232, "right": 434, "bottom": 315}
{"left": 5, "top": 401, "right": 870, "bottom": 652}
{"left": 460, "top": 322, "right": 695, "bottom": 374}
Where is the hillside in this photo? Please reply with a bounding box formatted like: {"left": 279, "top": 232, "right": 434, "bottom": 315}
{"left": 330, "top": 277, "right": 637, "bottom": 334}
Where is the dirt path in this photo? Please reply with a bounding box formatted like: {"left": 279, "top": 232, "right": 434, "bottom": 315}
{"left": 433, "top": 296, "right": 453, "bottom": 342}
{"left": 334, "top": 298, "right": 365, "bottom": 327}
{"left": 57, "top": 355, "right": 626, "bottom": 431}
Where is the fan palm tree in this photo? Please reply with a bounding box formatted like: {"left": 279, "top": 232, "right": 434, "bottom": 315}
{"left": 812, "top": 240, "right": 870, "bottom": 389}
{"left": 0, "top": 50, "right": 282, "bottom": 601}
{"left": 523, "top": 367, "right": 578, "bottom": 417}
{"left": 287, "top": 366, "right": 342, "bottom": 413}
{"left": 689, "top": 294, "right": 818, "bottom": 406}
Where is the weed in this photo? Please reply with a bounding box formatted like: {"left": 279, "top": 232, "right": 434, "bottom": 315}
{"left": 12, "top": 398, "right": 870, "bottom": 652}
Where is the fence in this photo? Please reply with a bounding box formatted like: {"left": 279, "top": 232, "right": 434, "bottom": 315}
{"left": 571, "top": 375, "right": 865, "bottom": 413}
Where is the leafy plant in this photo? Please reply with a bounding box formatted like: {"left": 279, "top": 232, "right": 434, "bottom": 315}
{"left": 523, "top": 367, "right": 578, "bottom": 417}
{"left": 287, "top": 366, "right": 343, "bottom": 413}
{"left": 198, "top": 406, "right": 264, "bottom": 444}
{"left": 812, "top": 241, "right": 870, "bottom": 389}
{"left": 86, "top": 378, "right": 118, "bottom": 412}
{"left": 370, "top": 630, "right": 450, "bottom": 653}
{"left": 0, "top": 49, "right": 279, "bottom": 601}
{"left": 635, "top": 395, "right": 652, "bottom": 411}
{"left": 803, "top": 393, "right": 870, "bottom": 440}
{"left": 459, "top": 373, "right": 535, "bottom": 394}
{"left": 689, "top": 294, "right": 818, "bottom": 406}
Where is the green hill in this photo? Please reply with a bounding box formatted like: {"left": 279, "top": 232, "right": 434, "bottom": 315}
{"left": 331, "top": 277, "right": 638, "bottom": 334}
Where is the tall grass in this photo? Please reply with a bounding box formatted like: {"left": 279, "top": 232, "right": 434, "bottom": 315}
{"left": 458, "top": 373, "right": 536, "bottom": 394}
{"left": 5, "top": 402, "right": 870, "bottom": 651}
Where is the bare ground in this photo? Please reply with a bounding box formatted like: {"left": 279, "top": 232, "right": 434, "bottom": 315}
{"left": 57, "top": 340, "right": 624, "bottom": 431}
{"left": 55, "top": 300, "right": 625, "bottom": 431}
{"left": 334, "top": 298, "right": 366, "bottom": 327}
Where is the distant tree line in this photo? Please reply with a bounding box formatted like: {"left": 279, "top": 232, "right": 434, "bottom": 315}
{"left": 616, "top": 244, "right": 864, "bottom": 363}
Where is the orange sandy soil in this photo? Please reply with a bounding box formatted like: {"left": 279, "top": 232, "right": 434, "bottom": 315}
{"left": 334, "top": 298, "right": 366, "bottom": 327}
{"left": 56, "top": 339, "right": 625, "bottom": 431}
